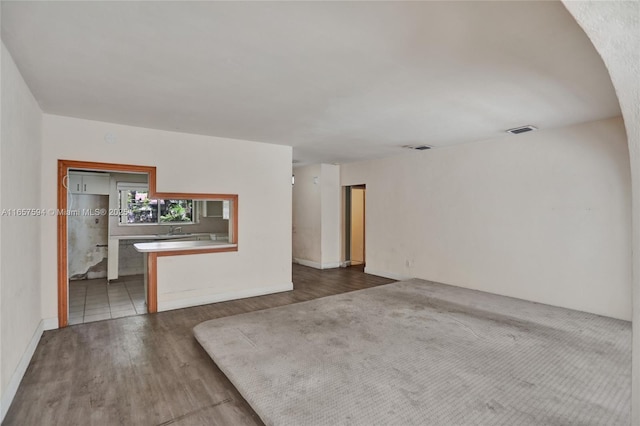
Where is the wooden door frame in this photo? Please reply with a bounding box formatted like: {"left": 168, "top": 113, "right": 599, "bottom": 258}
{"left": 362, "top": 187, "right": 366, "bottom": 266}
{"left": 344, "top": 186, "right": 351, "bottom": 264}
{"left": 344, "top": 184, "right": 366, "bottom": 267}
{"left": 57, "top": 160, "right": 239, "bottom": 327}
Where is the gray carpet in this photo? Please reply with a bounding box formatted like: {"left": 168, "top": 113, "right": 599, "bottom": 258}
{"left": 194, "top": 279, "right": 631, "bottom": 425}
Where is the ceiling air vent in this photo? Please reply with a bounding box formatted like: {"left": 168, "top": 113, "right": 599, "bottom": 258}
{"left": 403, "top": 144, "right": 432, "bottom": 151}
{"left": 506, "top": 125, "right": 538, "bottom": 135}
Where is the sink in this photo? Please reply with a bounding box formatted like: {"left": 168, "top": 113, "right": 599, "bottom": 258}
{"left": 155, "top": 233, "right": 193, "bottom": 238}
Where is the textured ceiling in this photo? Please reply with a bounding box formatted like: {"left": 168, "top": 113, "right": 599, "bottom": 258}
{"left": 1, "top": 1, "right": 620, "bottom": 165}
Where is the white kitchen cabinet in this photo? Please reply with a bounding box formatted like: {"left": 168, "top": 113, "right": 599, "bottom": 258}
{"left": 202, "top": 200, "right": 230, "bottom": 219}
{"left": 68, "top": 172, "right": 110, "bottom": 195}
{"left": 68, "top": 173, "right": 83, "bottom": 194}
{"left": 202, "top": 200, "right": 223, "bottom": 217}
{"left": 107, "top": 238, "right": 119, "bottom": 281}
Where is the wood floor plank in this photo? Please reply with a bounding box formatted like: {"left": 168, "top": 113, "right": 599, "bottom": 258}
{"left": 3, "top": 264, "right": 393, "bottom": 426}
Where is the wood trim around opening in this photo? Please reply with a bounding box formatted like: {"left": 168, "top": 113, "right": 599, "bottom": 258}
{"left": 147, "top": 253, "right": 158, "bottom": 313}
{"left": 57, "top": 160, "right": 239, "bottom": 328}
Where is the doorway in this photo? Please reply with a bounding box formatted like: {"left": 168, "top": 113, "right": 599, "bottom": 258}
{"left": 66, "top": 168, "right": 149, "bottom": 325}
{"left": 345, "top": 185, "right": 366, "bottom": 269}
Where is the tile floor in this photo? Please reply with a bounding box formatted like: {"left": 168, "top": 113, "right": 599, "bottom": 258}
{"left": 68, "top": 275, "right": 146, "bottom": 325}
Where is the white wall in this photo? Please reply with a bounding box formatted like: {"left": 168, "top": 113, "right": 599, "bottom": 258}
{"left": 41, "top": 114, "right": 293, "bottom": 317}
{"left": 0, "top": 34, "right": 4, "bottom": 420}
{"left": 0, "top": 38, "right": 3, "bottom": 421}
{"left": 342, "top": 117, "right": 631, "bottom": 320}
{"left": 560, "top": 1, "right": 640, "bottom": 421}
{"left": 0, "top": 43, "right": 43, "bottom": 420}
{"left": 320, "top": 164, "right": 341, "bottom": 267}
{"left": 292, "top": 164, "right": 321, "bottom": 265}
{"left": 292, "top": 163, "right": 341, "bottom": 269}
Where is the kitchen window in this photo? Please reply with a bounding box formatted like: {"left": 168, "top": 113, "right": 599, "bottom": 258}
{"left": 118, "top": 183, "right": 194, "bottom": 225}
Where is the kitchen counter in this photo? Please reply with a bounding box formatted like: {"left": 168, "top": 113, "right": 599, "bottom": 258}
{"left": 108, "top": 233, "right": 230, "bottom": 281}
{"left": 133, "top": 240, "right": 237, "bottom": 253}
{"left": 111, "top": 233, "right": 227, "bottom": 240}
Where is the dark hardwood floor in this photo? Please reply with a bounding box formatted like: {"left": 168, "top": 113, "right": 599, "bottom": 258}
{"left": 3, "top": 264, "right": 394, "bottom": 426}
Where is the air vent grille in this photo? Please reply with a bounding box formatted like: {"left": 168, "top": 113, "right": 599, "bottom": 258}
{"left": 402, "top": 145, "right": 432, "bottom": 151}
{"left": 506, "top": 125, "right": 538, "bottom": 135}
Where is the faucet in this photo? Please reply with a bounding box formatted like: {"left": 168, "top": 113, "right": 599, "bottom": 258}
{"left": 169, "top": 226, "right": 182, "bottom": 235}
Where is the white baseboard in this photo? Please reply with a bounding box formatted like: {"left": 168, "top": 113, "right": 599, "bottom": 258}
{"left": 293, "top": 258, "right": 322, "bottom": 269}
{"left": 43, "top": 317, "right": 59, "bottom": 331}
{"left": 158, "top": 283, "right": 294, "bottom": 312}
{"left": 1, "top": 320, "right": 44, "bottom": 422}
{"left": 293, "top": 258, "right": 341, "bottom": 270}
{"left": 364, "top": 267, "right": 411, "bottom": 281}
